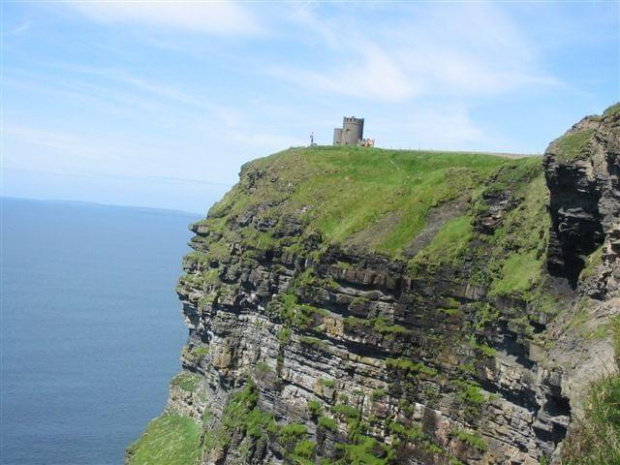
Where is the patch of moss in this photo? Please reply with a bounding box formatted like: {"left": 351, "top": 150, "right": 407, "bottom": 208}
{"left": 293, "top": 440, "right": 316, "bottom": 462}
{"left": 467, "top": 338, "right": 497, "bottom": 358}
{"left": 454, "top": 379, "right": 486, "bottom": 417}
{"left": 371, "top": 389, "right": 387, "bottom": 401}
{"left": 278, "top": 327, "right": 292, "bottom": 343}
{"left": 332, "top": 404, "right": 362, "bottom": 421}
{"left": 279, "top": 423, "right": 307, "bottom": 443}
{"left": 299, "top": 336, "right": 328, "bottom": 351}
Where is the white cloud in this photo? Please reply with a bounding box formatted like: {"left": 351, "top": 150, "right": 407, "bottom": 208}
{"left": 392, "top": 3, "right": 559, "bottom": 95}
{"left": 67, "top": 1, "right": 262, "bottom": 36}
{"left": 270, "top": 42, "right": 416, "bottom": 102}
{"left": 271, "top": 3, "right": 557, "bottom": 101}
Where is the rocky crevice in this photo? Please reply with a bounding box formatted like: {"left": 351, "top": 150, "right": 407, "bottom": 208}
{"left": 544, "top": 109, "right": 620, "bottom": 292}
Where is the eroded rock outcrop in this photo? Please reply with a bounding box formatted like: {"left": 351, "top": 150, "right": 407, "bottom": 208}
{"left": 544, "top": 105, "right": 620, "bottom": 293}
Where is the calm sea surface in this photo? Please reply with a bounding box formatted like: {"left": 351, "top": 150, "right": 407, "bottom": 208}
{"left": 1, "top": 198, "right": 199, "bottom": 465}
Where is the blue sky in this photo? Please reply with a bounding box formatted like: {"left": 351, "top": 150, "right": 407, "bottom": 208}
{"left": 2, "top": 1, "right": 619, "bottom": 214}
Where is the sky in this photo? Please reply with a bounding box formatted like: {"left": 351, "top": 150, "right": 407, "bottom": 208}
{"left": 2, "top": 1, "right": 619, "bottom": 214}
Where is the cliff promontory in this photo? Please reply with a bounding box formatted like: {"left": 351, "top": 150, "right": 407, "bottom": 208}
{"left": 127, "top": 105, "right": 619, "bottom": 465}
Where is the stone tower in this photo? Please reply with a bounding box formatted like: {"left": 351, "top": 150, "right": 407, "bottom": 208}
{"left": 333, "top": 116, "right": 364, "bottom": 146}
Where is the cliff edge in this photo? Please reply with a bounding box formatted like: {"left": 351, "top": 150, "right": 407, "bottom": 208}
{"left": 127, "top": 105, "right": 619, "bottom": 465}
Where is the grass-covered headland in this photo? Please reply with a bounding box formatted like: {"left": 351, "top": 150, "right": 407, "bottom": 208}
{"left": 127, "top": 129, "right": 619, "bottom": 465}
{"left": 201, "top": 146, "right": 530, "bottom": 257}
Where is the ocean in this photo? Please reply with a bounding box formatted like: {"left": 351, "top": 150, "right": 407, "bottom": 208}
{"left": 1, "top": 197, "right": 199, "bottom": 465}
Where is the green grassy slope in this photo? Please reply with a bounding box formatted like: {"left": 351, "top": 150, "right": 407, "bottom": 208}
{"left": 200, "top": 146, "right": 528, "bottom": 258}
{"left": 126, "top": 414, "right": 202, "bottom": 465}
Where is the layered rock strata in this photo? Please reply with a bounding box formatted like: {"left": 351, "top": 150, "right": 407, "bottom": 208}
{"left": 128, "top": 105, "right": 620, "bottom": 465}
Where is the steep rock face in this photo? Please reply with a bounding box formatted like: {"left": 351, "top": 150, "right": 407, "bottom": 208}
{"left": 128, "top": 108, "right": 619, "bottom": 465}
{"left": 544, "top": 105, "right": 620, "bottom": 293}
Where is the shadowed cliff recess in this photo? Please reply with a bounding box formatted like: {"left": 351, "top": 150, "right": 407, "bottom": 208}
{"left": 127, "top": 105, "right": 619, "bottom": 465}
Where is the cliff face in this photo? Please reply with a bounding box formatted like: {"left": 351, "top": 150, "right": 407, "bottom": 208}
{"left": 544, "top": 106, "right": 620, "bottom": 294}
{"left": 127, "top": 106, "right": 619, "bottom": 465}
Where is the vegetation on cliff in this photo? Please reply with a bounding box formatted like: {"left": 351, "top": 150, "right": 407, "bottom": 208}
{"left": 562, "top": 317, "right": 620, "bottom": 464}
{"left": 126, "top": 414, "right": 202, "bottom": 465}
{"left": 144, "top": 147, "right": 560, "bottom": 465}
{"left": 201, "top": 147, "right": 508, "bottom": 257}
{"left": 129, "top": 104, "right": 619, "bottom": 465}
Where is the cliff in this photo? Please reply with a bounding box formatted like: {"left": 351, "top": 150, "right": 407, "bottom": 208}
{"left": 127, "top": 105, "right": 619, "bottom": 465}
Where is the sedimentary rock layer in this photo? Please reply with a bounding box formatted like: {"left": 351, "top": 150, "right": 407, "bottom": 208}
{"left": 127, "top": 105, "right": 620, "bottom": 465}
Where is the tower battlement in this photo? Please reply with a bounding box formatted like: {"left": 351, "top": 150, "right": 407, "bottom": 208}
{"left": 343, "top": 116, "right": 364, "bottom": 124}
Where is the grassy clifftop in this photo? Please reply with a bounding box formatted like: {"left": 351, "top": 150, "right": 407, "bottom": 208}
{"left": 192, "top": 146, "right": 549, "bottom": 303}
{"left": 128, "top": 106, "right": 620, "bottom": 465}
{"left": 199, "top": 146, "right": 539, "bottom": 258}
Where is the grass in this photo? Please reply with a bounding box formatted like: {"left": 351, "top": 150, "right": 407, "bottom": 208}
{"left": 450, "top": 429, "right": 487, "bottom": 452}
{"left": 580, "top": 245, "right": 604, "bottom": 281}
{"left": 183, "top": 345, "right": 209, "bottom": 364}
{"left": 318, "top": 415, "right": 338, "bottom": 431}
{"left": 490, "top": 251, "right": 543, "bottom": 296}
{"left": 554, "top": 128, "right": 595, "bottom": 162}
{"left": 371, "top": 389, "right": 387, "bottom": 401}
{"left": 126, "top": 414, "right": 202, "bottom": 465}
{"left": 563, "top": 317, "right": 620, "bottom": 464}
{"left": 203, "top": 380, "right": 276, "bottom": 456}
{"left": 205, "top": 147, "right": 508, "bottom": 258}
{"left": 603, "top": 102, "right": 620, "bottom": 118}
{"left": 344, "top": 316, "right": 408, "bottom": 336}
{"left": 408, "top": 215, "right": 473, "bottom": 273}
{"left": 279, "top": 423, "right": 308, "bottom": 443}
{"left": 471, "top": 163, "right": 549, "bottom": 301}
{"left": 320, "top": 377, "right": 336, "bottom": 388}
{"left": 170, "top": 371, "right": 201, "bottom": 392}
{"left": 308, "top": 400, "right": 322, "bottom": 416}
{"left": 491, "top": 172, "right": 549, "bottom": 251}
{"left": 338, "top": 435, "right": 390, "bottom": 465}
{"left": 562, "top": 375, "right": 620, "bottom": 464}
{"left": 386, "top": 358, "right": 438, "bottom": 377}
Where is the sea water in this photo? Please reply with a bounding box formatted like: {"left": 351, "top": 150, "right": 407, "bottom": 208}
{"left": 1, "top": 198, "right": 199, "bottom": 465}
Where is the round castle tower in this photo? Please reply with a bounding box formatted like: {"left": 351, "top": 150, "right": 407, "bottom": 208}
{"left": 333, "top": 116, "right": 364, "bottom": 146}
